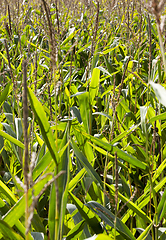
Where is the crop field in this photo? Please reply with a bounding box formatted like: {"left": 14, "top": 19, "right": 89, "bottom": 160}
{"left": 0, "top": 0, "right": 166, "bottom": 239}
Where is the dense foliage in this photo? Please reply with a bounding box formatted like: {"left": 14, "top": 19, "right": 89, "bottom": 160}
{"left": 0, "top": 0, "right": 166, "bottom": 239}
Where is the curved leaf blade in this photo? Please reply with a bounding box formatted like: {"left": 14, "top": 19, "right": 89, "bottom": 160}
{"left": 27, "top": 87, "right": 58, "bottom": 164}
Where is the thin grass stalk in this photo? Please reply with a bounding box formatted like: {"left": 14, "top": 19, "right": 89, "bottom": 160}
{"left": 55, "top": 0, "right": 60, "bottom": 35}
{"left": 138, "top": 1, "right": 142, "bottom": 73}
{"left": 23, "top": 59, "right": 29, "bottom": 239}
{"left": 117, "top": 56, "right": 130, "bottom": 103}
{"left": 148, "top": 14, "right": 152, "bottom": 79}
{"left": 69, "top": 40, "right": 74, "bottom": 119}
{"left": 34, "top": 52, "right": 37, "bottom": 95}
{"left": 110, "top": 75, "right": 116, "bottom": 142}
{"left": 4, "top": 39, "right": 13, "bottom": 84}
{"left": 7, "top": 4, "right": 12, "bottom": 36}
{"left": 114, "top": 152, "right": 118, "bottom": 240}
{"left": 91, "top": 1, "right": 99, "bottom": 58}
{"left": 103, "top": 152, "right": 108, "bottom": 208}
{"left": 117, "top": 187, "right": 137, "bottom": 216}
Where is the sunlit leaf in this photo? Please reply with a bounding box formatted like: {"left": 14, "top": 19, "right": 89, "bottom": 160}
{"left": 150, "top": 81, "right": 166, "bottom": 107}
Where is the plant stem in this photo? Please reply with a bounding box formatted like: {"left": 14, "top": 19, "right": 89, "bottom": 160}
{"left": 23, "top": 59, "right": 29, "bottom": 239}
{"left": 114, "top": 152, "right": 118, "bottom": 240}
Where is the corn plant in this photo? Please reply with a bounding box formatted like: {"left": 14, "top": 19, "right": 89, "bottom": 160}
{"left": 0, "top": 0, "right": 166, "bottom": 240}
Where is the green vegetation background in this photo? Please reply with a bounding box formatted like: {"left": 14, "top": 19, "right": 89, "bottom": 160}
{"left": 0, "top": 0, "right": 166, "bottom": 239}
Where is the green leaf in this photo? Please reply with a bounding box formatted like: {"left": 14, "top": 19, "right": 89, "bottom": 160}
{"left": 149, "top": 112, "right": 166, "bottom": 123}
{"left": 85, "top": 234, "right": 114, "bottom": 240}
{"left": 0, "top": 181, "right": 36, "bottom": 239}
{"left": 77, "top": 92, "right": 90, "bottom": 133}
{"left": 92, "top": 111, "right": 112, "bottom": 120}
{"left": 71, "top": 139, "right": 103, "bottom": 188}
{"left": 69, "top": 192, "right": 103, "bottom": 234}
{"left": 0, "top": 130, "right": 24, "bottom": 149}
{"left": 95, "top": 234, "right": 114, "bottom": 240}
{"left": 0, "top": 180, "right": 18, "bottom": 205}
{"left": 28, "top": 87, "right": 58, "bottom": 165}
{"left": 122, "top": 177, "right": 166, "bottom": 224}
{"left": 69, "top": 168, "right": 86, "bottom": 191}
{"left": 1, "top": 174, "right": 53, "bottom": 238}
{"left": 33, "top": 151, "right": 53, "bottom": 181}
{"left": 61, "top": 29, "right": 79, "bottom": 46}
{"left": 88, "top": 142, "right": 127, "bottom": 170}
{"left": 136, "top": 222, "right": 153, "bottom": 240}
{"left": 140, "top": 106, "right": 148, "bottom": 133}
{"left": 73, "top": 128, "right": 148, "bottom": 171}
{"left": 89, "top": 68, "right": 100, "bottom": 105}
{"left": 157, "top": 187, "right": 166, "bottom": 222}
{"left": 0, "top": 220, "right": 24, "bottom": 240}
{"left": 67, "top": 204, "right": 91, "bottom": 239}
{"left": 88, "top": 201, "right": 136, "bottom": 240}
{"left": 48, "top": 124, "right": 70, "bottom": 240}
{"left": 0, "top": 82, "right": 12, "bottom": 107}
{"left": 106, "top": 183, "right": 152, "bottom": 224}
{"left": 0, "top": 52, "right": 15, "bottom": 70}
{"left": 66, "top": 220, "right": 85, "bottom": 240}
{"left": 150, "top": 81, "right": 166, "bottom": 107}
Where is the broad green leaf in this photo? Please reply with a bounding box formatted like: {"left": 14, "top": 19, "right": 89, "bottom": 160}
{"left": 77, "top": 92, "right": 89, "bottom": 133}
{"left": 136, "top": 222, "right": 153, "bottom": 240}
{"left": 106, "top": 183, "right": 152, "bottom": 224}
{"left": 49, "top": 183, "right": 56, "bottom": 240}
{"left": 150, "top": 81, "right": 166, "bottom": 107}
{"left": 27, "top": 40, "right": 49, "bottom": 53}
{"left": 0, "top": 183, "right": 36, "bottom": 240}
{"left": 15, "top": 118, "right": 23, "bottom": 141}
{"left": 88, "top": 142, "right": 128, "bottom": 170}
{"left": 92, "top": 111, "right": 112, "bottom": 120}
{"left": 61, "top": 29, "right": 79, "bottom": 46}
{"left": 32, "top": 151, "right": 53, "bottom": 181}
{"left": 85, "top": 234, "right": 114, "bottom": 240}
{"left": 140, "top": 106, "right": 148, "bottom": 133}
{"left": 0, "top": 130, "right": 24, "bottom": 149}
{"left": 66, "top": 220, "right": 85, "bottom": 240}
{"left": 70, "top": 106, "right": 82, "bottom": 123}
{"left": 2, "top": 174, "right": 54, "bottom": 232}
{"left": 88, "top": 201, "right": 136, "bottom": 240}
{"left": 69, "top": 192, "right": 103, "bottom": 234}
{"left": 110, "top": 124, "right": 140, "bottom": 145}
{"left": 67, "top": 204, "right": 91, "bottom": 239}
{"left": 58, "top": 127, "right": 70, "bottom": 240}
{"left": 69, "top": 168, "right": 86, "bottom": 191}
{"left": 102, "top": 45, "right": 119, "bottom": 55}
{"left": 157, "top": 187, "right": 166, "bottom": 222}
{"left": 95, "top": 234, "right": 114, "bottom": 240}
{"left": 0, "top": 52, "right": 15, "bottom": 70}
{"left": 73, "top": 128, "right": 148, "bottom": 171}
{"left": 0, "top": 220, "right": 24, "bottom": 240}
{"left": 31, "top": 232, "right": 44, "bottom": 240}
{"left": 28, "top": 87, "right": 58, "bottom": 165}
{"left": 149, "top": 111, "right": 166, "bottom": 122}
{"left": 0, "top": 82, "right": 12, "bottom": 107}
{"left": 35, "top": 132, "right": 44, "bottom": 147}
{"left": 49, "top": 124, "right": 70, "bottom": 240}
{"left": 83, "top": 141, "right": 95, "bottom": 167}
{"left": 71, "top": 139, "right": 103, "bottom": 188}
{"left": 89, "top": 68, "right": 100, "bottom": 106}
{"left": 0, "top": 135, "right": 10, "bottom": 166}
{"left": 122, "top": 177, "right": 166, "bottom": 223}
{"left": 0, "top": 180, "right": 17, "bottom": 204}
